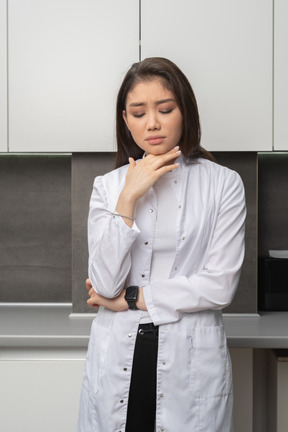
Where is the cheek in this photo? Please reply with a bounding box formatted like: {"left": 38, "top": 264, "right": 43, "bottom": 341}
{"left": 127, "top": 121, "right": 142, "bottom": 138}
{"left": 172, "top": 118, "right": 183, "bottom": 139}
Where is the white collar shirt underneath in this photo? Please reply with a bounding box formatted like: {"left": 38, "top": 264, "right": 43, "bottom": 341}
{"left": 140, "top": 169, "right": 178, "bottom": 324}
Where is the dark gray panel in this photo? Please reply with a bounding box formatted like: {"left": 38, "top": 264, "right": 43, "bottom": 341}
{"left": 0, "top": 151, "right": 258, "bottom": 312}
{"left": 72, "top": 153, "right": 115, "bottom": 313}
{"left": 258, "top": 153, "right": 288, "bottom": 255}
{"left": 212, "top": 152, "right": 258, "bottom": 313}
{"left": 0, "top": 155, "right": 71, "bottom": 302}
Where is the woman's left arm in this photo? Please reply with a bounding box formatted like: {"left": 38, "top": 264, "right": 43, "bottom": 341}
{"left": 142, "top": 170, "right": 246, "bottom": 325}
{"left": 86, "top": 170, "right": 246, "bottom": 322}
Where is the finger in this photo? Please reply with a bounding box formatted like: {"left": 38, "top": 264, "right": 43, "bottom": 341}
{"left": 143, "top": 147, "right": 179, "bottom": 163}
{"left": 85, "top": 278, "right": 92, "bottom": 290}
{"left": 128, "top": 157, "right": 136, "bottom": 170}
{"left": 150, "top": 146, "right": 181, "bottom": 160}
{"left": 87, "top": 293, "right": 100, "bottom": 303}
{"left": 160, "top": 146, "right": 181, "bottom": 159}
{"left": 89, "top": 287, "right": 96, "bottom": 297}
{"left": 155, "top": 161, "right": 180, "bottom": 178}
{"left": 87, "top": 298, "right": 99, "bottom": 308}
{"left": 160, "top": 161, "right": 180, "bottom": 172}
{"left": 150, "top": 149, "right": 181, "bottom": 169}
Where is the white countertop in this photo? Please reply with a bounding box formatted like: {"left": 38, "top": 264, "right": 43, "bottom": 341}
{"left": 1, "top": 304, "right": 288, "bottom": 349}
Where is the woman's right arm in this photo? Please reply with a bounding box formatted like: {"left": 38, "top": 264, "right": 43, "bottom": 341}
{"left": 88, "top": 175, "right": 140, "bottom": 299}
{"left": 88, "top": 147, "right": 181, "bottom": 298}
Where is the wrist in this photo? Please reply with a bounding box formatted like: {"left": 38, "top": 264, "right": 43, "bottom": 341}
{"left": 116, "top": 192, "right": 137, "bottom": 227}
{"left": 136, "top": 287, "right": 147, "bottom": 311}
{"left": 118, "top": 189, "right": 137, "bottom": 209}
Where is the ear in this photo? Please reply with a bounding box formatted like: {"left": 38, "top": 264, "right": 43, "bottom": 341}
{"left": 122, "top": 110, "right": 129, "bottom": 129}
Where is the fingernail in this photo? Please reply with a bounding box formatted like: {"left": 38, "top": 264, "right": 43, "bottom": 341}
{"left": 176, "top": 150, "right": 181, "bottom": 154}
{"left": 173, "top": 146, "right": 179, "bottom": 150}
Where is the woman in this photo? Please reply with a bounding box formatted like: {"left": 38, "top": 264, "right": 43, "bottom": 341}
{"left": 77, "top": 57, "right": 246, "bottom": 432}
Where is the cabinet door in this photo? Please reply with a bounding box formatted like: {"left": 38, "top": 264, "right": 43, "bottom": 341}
{"left": 0, "top": 355, "right": 85, "bottom": 432}
{"left": 0, "top": 0, "right": 7, "bottom": 152}
{"left": 274, "top": 0, "right": 288, "bottom": 150}
{"left": 141, "top": 0, "right": 272, "bottom": 152}
{"left": 8, "top": 0, "right": 139, "bottom": 152}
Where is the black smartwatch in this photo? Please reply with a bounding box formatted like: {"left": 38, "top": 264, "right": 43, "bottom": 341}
{"left": 125, "top": 286, "right": 139, "bottom": 310}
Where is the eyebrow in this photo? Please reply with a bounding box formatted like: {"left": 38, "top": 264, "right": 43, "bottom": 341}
{"left": 128, "top": 98, "right": 176, "bottom": 107}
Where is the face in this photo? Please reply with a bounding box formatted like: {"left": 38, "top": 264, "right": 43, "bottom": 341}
{"left": 123, "top": 79, "right": 183, "bottom": 156}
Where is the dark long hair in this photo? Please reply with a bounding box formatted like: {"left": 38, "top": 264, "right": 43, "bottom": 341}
{"left": 115, "top": 57, "right": 215, "bottom": 168}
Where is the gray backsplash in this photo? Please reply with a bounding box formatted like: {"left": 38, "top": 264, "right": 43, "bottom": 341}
{"left": 71, "top": 152, "right": 258, "bottom": 314}
{"left": 71, "top": 153, "right": 115, "bottom": 312}
{"left": 0, "top": 151, "right": 271, "bottom": 314}
{"left": 0, "top": 154, "right": 71, "bottom": 302}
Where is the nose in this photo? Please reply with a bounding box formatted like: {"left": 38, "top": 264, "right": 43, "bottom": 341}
{"left": 146, "top": 111, "right": 160, "bottom": 131}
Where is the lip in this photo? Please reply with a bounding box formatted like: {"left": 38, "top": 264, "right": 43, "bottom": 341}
{"left": 145, "top": 135, "right": 165, "bottom": 145}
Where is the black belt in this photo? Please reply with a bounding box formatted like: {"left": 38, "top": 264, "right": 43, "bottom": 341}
{"left": 138, "top": 322, "right": 159, "bottom": 336}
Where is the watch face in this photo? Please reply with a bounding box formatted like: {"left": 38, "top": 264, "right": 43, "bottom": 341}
{"left": 126, "top": 286, "right": 139, "bottom": 301}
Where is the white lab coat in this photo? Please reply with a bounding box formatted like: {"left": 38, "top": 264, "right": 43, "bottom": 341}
{"left": 77, "top": 156, "right": 246, "bottom": 432}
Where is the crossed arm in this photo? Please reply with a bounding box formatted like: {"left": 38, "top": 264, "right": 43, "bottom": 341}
{"left": 86, "top": 278, "right": 147, "bottom": 312}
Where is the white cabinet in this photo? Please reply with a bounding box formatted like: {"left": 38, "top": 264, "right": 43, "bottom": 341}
{"left": 141, "top": 0, "right": 273, "bottom": 152}
{"left": 0, "top": 348, "right": 86, "bottom": 432}
{"left": 0, "top": 0, "right": 7, "bottom": 152}
{"left": 8, "top": 0, "right": 139, "bottom": 152}
{"left": 268, "top": 350, "right": 288, "bottom": 432}
{"left": 274, "top": 0, "right": 288, "bottom": 150}
{"left": 230, "top": 348, "right": 253, "bottom": 432}
{"left": 0, "top": 346, "right": 254, "bottom": 432}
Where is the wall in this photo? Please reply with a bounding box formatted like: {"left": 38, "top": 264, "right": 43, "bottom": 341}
{"left": 1, "top": 151, "right": 287, "bottom": 313}
{"left": 0, "top": 151, "right": 259, "bottom": 314}
{"left": 0, "top": 154, "right": 71, "bottom": 302}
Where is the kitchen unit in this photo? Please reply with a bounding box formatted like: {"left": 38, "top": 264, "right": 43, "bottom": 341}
{"left": 1, "top": 1, "right": 288, "bottom": 432}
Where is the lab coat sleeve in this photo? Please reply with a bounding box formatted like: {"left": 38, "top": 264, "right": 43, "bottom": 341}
{"left": 143, "top": 170, "right": 246, "bottom": 326}
{"left": 88, "top": 176, "right": 140, "bottom": 298}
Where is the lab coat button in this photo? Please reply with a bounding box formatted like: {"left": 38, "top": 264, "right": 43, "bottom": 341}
{"left": 144, "top": 241, "right": 148, "bottom": 245}
{"left": 120, "top": 399, "right": 124, "bottom": 403}
{"left": 182, "top": 236, "right": 185, "bottom": 241}
{"left": 174, "top": 180, "right": 177, "bottom": 184}
{"left": 141, "top": 274, "right": 145, "bottom": 278}
{"left": 160, "top": 393, "right": 164, "bottom": 398}
{"left": 160, "top": 428, "right": 164, "bottom": 431}
{"left": 123, "top": 368, "right": 127, "bottom": 371}
{"left": 149, "top": 209, "right": 153, "bottom": 213}
{"left": 128, "top": 333, "right": 132, "bottom": 338}
{"left": 162, "top": 361, "right": 166, "bottom": 365}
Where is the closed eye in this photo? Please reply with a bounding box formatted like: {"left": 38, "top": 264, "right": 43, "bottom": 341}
{"left": 160, "top": 109, "right": 173, "bottom": 114}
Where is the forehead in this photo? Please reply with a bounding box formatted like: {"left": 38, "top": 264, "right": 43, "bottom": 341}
{"left": 126, "top": 79, "right": 175, "bottom": 104}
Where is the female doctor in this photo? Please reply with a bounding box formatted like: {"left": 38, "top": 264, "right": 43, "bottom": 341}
{"left": 77, "top": 57, "right": 246, "bottom": 432}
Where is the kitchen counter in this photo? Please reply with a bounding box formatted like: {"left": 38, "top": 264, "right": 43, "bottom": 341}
{"left": 1, "top": 304, "right": 288, "bottom": 349}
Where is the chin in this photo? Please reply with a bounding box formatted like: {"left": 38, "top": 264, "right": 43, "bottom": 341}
{"left": 149, "top": 147, "right": 169, "bottom": 155}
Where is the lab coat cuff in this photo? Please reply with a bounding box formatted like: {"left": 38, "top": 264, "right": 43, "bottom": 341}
{"left": 111, "top": 210, "right": 140, "bottom": 234}
{"left": 142, "top": 285, "right": 161, "bottom": 326}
